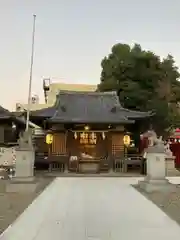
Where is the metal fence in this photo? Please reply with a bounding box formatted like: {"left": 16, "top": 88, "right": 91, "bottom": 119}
{"left": 113, "top": 154, "right": 144, "bottom": 173}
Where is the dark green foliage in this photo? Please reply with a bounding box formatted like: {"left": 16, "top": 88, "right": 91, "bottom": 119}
{"left": 98, "top": 43, "right": 180, "bottom": 134}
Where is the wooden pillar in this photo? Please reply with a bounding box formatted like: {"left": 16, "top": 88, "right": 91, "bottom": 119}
{"left": 51, "top": 132, "right": 67, "bottom": 155}
{"left": 106, "top": 126, "right": 124, "bottom": 171}
{"left": 111, "top": 132, "right": 124, "bottom": 156}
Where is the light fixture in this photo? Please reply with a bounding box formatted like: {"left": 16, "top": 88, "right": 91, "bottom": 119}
{"left": 123, "top": 134, "right": 130, "bottom": 146}
{"left": 84, "top": 125, "right": 89, "bottom": 131}
{"left": 46, "top": 133, "right": 53, "bottom": 144}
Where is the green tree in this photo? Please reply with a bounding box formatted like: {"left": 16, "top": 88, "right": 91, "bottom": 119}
{"left": 98, "top": 43, "right": 180, "bottom": 134}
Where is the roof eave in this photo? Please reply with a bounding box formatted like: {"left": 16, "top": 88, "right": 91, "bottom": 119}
{"left": 0, "top": 116, "right": 12, "bottom": 120}
{"left": 128, "top": 115, "right": 153, "bottom": 120}
{"left": 29, "top": 106, "right": 56, "bottom": 118}
{"left": 121, "top": 109, "right": 155, "bottom": 120}
{"left": 48, "top": 118, "right": 134, "bottom": 124}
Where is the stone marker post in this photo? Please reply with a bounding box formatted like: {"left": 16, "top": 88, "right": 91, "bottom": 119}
{"left": 6, "top": 130, "right": 37, "bottom": 192}
{"left": 14, "top": 130, "right": 35, "bottom": 181}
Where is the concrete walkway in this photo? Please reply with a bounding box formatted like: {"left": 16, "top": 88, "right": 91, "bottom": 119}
{"left": 1, "top": 177, "right": 180, "bottom": 240}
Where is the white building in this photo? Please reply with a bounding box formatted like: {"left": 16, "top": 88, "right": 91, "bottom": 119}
{"left": 15, "top": 80, "right": 97, "bottom": 112}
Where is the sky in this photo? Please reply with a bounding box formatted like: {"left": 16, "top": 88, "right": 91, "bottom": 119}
{"left": 1, "top": 0, "right": 180, "bottom": 110}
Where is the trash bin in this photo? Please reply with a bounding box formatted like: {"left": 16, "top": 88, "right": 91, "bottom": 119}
{"left": 141, "top": 158, "right": 147, "bottom": 175}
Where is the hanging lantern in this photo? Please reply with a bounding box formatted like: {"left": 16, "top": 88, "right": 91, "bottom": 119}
{"left": 46, "top": 134, "right": 53, "bottom": 144}
{"left": 123, "top": 135, "right": 130, "bottom": 146}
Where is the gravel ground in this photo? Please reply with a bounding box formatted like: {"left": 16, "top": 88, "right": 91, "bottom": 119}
{"left": 0, "top": 177, "right": 54, "bottom": 234}
{"left": 134, "top": 185, "right": 180, "bottom": 225}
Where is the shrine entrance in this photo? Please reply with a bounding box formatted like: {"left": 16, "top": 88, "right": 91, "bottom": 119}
{"left": 68, "top": 130, "right": 109, "bottom": 173}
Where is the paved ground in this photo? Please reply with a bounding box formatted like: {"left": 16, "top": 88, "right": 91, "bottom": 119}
{"left": 1, "top": 177, "right": 180, "bottom": 240}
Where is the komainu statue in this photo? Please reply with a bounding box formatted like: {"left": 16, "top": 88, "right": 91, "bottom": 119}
{"left": 142, "top": 130, "right": 157, "bottom": 147}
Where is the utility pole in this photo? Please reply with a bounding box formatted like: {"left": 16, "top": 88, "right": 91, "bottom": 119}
{"left": 26, "top": 14, "right": 36, "bottom": 131}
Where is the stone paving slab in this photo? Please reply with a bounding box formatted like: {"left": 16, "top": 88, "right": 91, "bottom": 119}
{"left": 1, "top": 177, "right": 180, "bottom": 239}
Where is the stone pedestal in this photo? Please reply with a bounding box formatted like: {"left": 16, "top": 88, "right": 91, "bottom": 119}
{"left": 14, "top": 148, "right": 35, "bottom": 179}
{"left": 165, "top": 157, "right": 180, "bottom": 176}
{"left": 138, "top": 144, "right": 176, "bottom": 192}
{"left": 147, "top": 152, "right": 166, "bottom": 179}
{"left": 6, "top": 131, "right": 38, "bottom": 193}
{"left": 138, "top": 178, "right": 173, "bottom": 192}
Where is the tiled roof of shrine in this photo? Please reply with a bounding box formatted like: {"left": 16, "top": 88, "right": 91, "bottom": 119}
{"left": 30, "top": 91, "right": 153, "bottom": 123}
